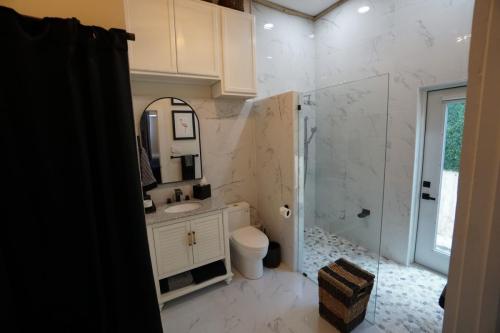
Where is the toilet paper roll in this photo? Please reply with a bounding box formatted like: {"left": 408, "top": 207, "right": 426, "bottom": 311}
{"left": 279, "top": 206, "right": 291, "bottom": 219}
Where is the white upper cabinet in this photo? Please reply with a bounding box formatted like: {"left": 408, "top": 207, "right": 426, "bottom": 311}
{"left": 124, "top": 0, "right": 256, "bottom": 97}
{"left": 125, "top": 0, "right": 177, "bottom": 74}
{"left": 174, "top": 0, "right": 220, "bottom": 77}
{"left": 213, "top": 8, "right": 257, "bottom": 97}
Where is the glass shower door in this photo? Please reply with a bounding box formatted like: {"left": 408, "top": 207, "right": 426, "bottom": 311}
{"left": 298, "top": 74, "right": 389, "bottom": 323}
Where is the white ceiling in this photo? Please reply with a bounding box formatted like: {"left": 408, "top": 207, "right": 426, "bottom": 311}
{"left": 265, "top": 0, "right": 341, "bottom": 16}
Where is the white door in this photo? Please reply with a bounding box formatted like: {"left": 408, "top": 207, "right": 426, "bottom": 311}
{"left": 190, "top": 214, "right": 224, "bottom": 265}
{"left": 153, "top": 222, "right": 193, "bottom": 278}
{"left": 415, "top": 86, "right": 466, "bottom": 275}
{"left": 124, "top": 0, "right": 177, "bottom": 73}
{"left": 174, "top": 0, "right": 220, "bottom": 77}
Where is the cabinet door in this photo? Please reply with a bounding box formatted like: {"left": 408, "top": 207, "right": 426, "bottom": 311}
{"left": 219, "top": 9, "right": 257, "bottom": 95}
{"left": 174, "top": 0, "right": 220, "bottom": 77}
{"left": 153, "top": 222, "right": 193, "bottom": 278}
{"left": 125, "top": 0, "right": 177, "bottom": 73}
{"left": 190, "top": 214, "right": 224, "bottom": 265}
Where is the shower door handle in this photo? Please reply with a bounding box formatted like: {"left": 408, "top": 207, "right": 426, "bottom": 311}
{"left": 421, "top": 193, "right": 436, "bottom": 201}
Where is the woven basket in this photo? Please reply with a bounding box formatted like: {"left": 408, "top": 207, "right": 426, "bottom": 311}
{"left": 318, "top": 258, "right": 375, "bottom": 333}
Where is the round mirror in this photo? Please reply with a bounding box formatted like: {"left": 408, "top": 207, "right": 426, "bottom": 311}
{"left": 139, "top": 97, "right": 202, "bottom": 184}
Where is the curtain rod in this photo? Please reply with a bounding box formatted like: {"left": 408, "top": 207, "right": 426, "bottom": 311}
{"left": 126, "top": 33, "right": 135, "bottom": 41}
{"left": 21, "top": 12, "right": 136, "bottom": 41}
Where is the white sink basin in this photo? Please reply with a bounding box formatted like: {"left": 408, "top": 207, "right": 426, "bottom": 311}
{"left": 164, "top": 202, "right": 202, "bottom": 214}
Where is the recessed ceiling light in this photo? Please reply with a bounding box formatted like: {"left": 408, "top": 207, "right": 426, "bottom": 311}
{"left": 266, "top": 56, "right": 273, "bottom": 59}
{"left": 263, "top": 23, "right": 274, "bottom": 30}
{"left": 308, "top": 34, "right": 315, "bottom": 39}
{"left": 358, "top": 6, "right": 370, "bottom": 14}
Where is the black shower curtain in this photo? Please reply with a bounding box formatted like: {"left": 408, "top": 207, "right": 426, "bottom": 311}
{"left": 0, "top": 6, "right": 162, "bottom": 333}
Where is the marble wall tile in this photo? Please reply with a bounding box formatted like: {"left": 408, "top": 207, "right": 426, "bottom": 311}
{"left": 253, "top": 3, "right": 316, "bottom": 99}
{"left": 130, "top": 4, "right": 317, "bottom": 260}
{"left": 128, "top": 0, "right": 474, "bottom": 271}
{"left": 313, "top": 75, "right": 389, "bottom": 254}
{"left": 253, "top": 92, "right": 299, "bottom": 270}
{"left": 132, "top": 95, "right": 258, "bottom": 216}
{"left": 314, "top": 0, "right": 474, "bottom": 264}
{"left": 252, "top": 4, "right": 316, "bottom": 265}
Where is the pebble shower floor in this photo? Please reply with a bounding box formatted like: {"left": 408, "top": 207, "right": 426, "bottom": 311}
{"left": 303, "top": 226, "right": 447, "bottom": 333}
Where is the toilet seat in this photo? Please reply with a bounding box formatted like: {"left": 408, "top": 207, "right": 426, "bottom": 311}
{"left": 230, "top": 226, "right": 269, "bottom": 252}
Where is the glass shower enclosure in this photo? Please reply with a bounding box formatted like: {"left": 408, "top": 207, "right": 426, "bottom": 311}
{"left": 298, "top": 74, "right": 389, "bottom": 323}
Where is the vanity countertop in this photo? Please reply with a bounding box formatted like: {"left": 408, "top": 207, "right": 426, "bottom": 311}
{"left": 145, "top": 198, "right": 227, "bottom": 226}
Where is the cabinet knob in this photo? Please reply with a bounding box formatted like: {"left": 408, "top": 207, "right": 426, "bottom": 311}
{"left": 192, "top": 231, "right": 197, "bottom": 245}
{"left": 187, "top": 232, "right": 192, "bottom": 246}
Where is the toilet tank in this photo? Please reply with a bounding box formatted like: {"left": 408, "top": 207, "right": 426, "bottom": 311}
{"left": 224, "top": 202, "right": 250, "bottom": 232}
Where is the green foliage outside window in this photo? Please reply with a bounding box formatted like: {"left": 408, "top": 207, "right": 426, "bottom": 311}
{"left": 443, "top": 102, "right": 465, "bottom": 172}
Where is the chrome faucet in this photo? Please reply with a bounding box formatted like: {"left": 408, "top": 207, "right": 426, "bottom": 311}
{"left": 174, "top": 188, "right": 183, "bottom": 202}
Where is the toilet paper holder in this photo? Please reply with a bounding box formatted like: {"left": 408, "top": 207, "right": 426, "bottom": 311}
{"left": 280, "top": 205, "right": 292, "bottom": 219}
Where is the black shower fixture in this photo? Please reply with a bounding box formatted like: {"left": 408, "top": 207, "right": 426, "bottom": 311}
{"left": 357, "top": 208, "right": 371, "bottom": 218}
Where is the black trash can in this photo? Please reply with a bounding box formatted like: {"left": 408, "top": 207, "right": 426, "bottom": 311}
{"left": 263, "top": 241, "right": 281, "bottom": 268}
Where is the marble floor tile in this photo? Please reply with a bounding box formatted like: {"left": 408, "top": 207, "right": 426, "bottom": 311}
{"left": 302, "top": 226, "right": 447, "bottom": 333}
{"left": 161, "top": 266, "right": 381, "bottom": 333}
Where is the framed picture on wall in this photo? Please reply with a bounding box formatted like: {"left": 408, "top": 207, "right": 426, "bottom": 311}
{"left": 171, "top": 98, "right": 187, "bottom": 106}
{"left": 172, "top": 111, "right": 196, "bottom": 140}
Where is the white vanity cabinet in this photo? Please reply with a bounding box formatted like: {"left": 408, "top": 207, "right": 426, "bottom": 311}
{"left": 147, "top": 210, "right": 232, "bottom": 304}
{"left": 189, "top": 214, "right": 225, "bottom": 265}
{"left": 212, "top": 8, "right": 257, "bottom": 98}
{"left": 153, "top": 222, "right": 193, "bottom": 278}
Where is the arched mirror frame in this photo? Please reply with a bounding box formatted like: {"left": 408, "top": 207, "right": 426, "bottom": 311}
{"left": 139, "top": 97, "right": 203, "bottom": 185}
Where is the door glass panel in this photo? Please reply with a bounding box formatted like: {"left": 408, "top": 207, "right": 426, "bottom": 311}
{"left": 435, "top": 101, "right": 465, "bottom": 254}
{"left": 298, "top": 74, "right": 389, "bottom": 324}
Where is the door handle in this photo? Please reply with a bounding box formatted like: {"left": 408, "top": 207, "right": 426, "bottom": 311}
{"left": 422, "top": 193, "right": 436, "bottom": 201}
{"left": 192, "top": 231, "right": 197, "bottom": 245}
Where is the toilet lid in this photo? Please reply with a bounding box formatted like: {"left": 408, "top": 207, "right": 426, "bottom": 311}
{"left": 231, "top": 226, "right": 269, "bottom": 250}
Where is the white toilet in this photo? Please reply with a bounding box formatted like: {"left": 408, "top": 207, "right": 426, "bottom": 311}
{"left": 224, "top": 202, "right": 269, "bottom": 279}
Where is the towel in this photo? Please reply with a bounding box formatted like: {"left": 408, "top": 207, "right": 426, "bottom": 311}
{"left": 181, "top": 155, "right": 195, "bottom": 180}
{"left": 140, "top": 146, "right": 157, "bottom": 191}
